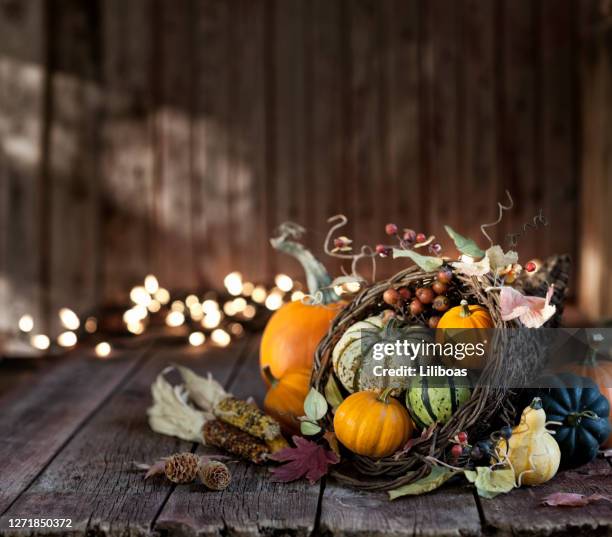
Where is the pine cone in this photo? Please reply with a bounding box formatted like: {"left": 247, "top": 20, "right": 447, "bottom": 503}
{"left": 164, "top": 452, "right": 200, "bottom": 483}
{"left": 199, "top": 461, "right": 231, "bottom": 491}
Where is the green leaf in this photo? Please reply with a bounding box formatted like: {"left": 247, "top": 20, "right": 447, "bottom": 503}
{"left": 300, "top": 420, "right": 322, "bottom": 436}
{"left": 444, "top": 225, "right": 485, "bottom": 258}
{"left": 464, "top": 467, "right": 515, "bottom": 499}
{"left": 388, "top": 467, "right": 456, "bottom": 500}
{"left": 304, "top": 388, "right": 328, "bottom": 421}
{"left": 392, "top": 248, "right": 444, "bottom": 272}
{"left": 324, "top": 376, "right": 344, "bottom": 410}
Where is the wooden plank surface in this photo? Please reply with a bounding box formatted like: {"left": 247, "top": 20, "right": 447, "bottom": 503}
{"left": 0, "top": 339, "right": 250, "bottom": 534}
{"left": 0, "top": 347, "right": 148, "bottom": 515}
{"left": 155, "top": 336, "right": 322, "bottom": 537}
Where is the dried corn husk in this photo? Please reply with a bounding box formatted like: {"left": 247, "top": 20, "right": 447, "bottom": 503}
{"left": 174, "top": 365, "right": 229, "bottom": 412}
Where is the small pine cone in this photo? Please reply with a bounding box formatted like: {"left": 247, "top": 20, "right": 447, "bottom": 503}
{"left": 199, "top": 461, "right": 231, "bottom": 491}
{"left": 164, "top": 452, "right": 200, "bottom": 484}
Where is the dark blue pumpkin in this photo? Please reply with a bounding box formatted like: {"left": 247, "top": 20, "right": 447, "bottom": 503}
{"left": 532, "top": 373, "right": 610, "bottom": 468}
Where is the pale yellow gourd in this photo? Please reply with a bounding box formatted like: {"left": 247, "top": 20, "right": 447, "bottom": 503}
{"left": 494, "top": 397, "right": 560, "bottom": 486}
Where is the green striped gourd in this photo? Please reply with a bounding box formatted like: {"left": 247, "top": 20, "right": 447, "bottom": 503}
{"left": 406, "top": 375, "right": 472, "bottom": 427}
{"left": 332, "top": 315, "right": 433, "bottom": 395}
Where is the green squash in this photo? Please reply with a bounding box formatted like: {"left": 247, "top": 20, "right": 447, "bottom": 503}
{"left": 526, "top": 372, "right": 611, "bottom": 468}
{"left": 406, "top": 375, "right": 472, "bottom": 428}
{"left": 332, "top": 315, "right": 433, "bottom": 394}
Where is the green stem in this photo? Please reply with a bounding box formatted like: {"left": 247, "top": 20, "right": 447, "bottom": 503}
{"left": 567, "top": 409, "right": 599, "bottom": 426}
{"left": 378, "top": 386, "right": 395, "bottom": 404}
{"left": 271, "top": 223, "right": 340, "bottom": 305}
{"left": 530, "top": 397, "right": 543, "bottom": 410}
{"left": 262, "top": 366, "right": 278, "bottom": 386}
{"left": 459, "top": 299, "right": 471, "bottom": 319}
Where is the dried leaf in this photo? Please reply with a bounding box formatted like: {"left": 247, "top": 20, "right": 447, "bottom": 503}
{"left": 451, "top": 256, "right": 491, "bottom": 277}
{"left": 392, "top": 248, "right": 444, "bottom": 272}
{"left": 500, "top": 285, "right": 556, "bottom": 328}
{"left": 270, "top": 436, "right": 340, "bottom": 484}
{"left": 304, "top": 388, "right": 328, "bottom": 421}
{"left": 486, "top": 245, "right": 518, "bottom": 271}
{"left": 464, "top": 467, "right": 515, "bottom": 499}
{"left": 144, "top": 460, "right": 166, "bottom": 480}
{"left": 324, "top": 375, "right": 344, "bottom": 410}
{"left": 388, "top": 467, "right": 456, "bottom": 500}
{"left": 395, "top": 423, "right": 437, "bottom": 459}
{"left": 444, "top": 225, "right": 485, "bottom": 258}
{"left": 541, "top": 492, "right": 612, "bottom": 507}
{"left": 174, "top": 365, "right": 229, "bottom": 412}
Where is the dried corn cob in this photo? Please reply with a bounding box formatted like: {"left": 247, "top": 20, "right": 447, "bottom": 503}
{"left": 213, "top": 397, "right": 281, "bottom": 442}
{"left": 203, "top": 419, "right": 269, "bottom": 464}
{"left": 266, "top": 435, "right": 289, "bottom": 453}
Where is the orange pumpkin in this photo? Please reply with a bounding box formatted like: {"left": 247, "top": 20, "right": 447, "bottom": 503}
{"left": 333, "top": 388, "right": 413, "bottom": 458}
{"left": 263, "top": 367, "right": 311, "bottom": 434}
{"left": 438, "top": 299, "right": 493, "bottom": 369}
{"left": 261, "top": 227, "right": 344, "bottom": 381}
{"left": 260, "top": 300, "right": 342, "bottom": 381}
{"left": 563, "top": 345, "right": 612, "bottom": 448}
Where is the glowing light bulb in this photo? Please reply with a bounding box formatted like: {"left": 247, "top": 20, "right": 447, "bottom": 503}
{"left": 202, "top": 299, "right": 219, "bottom": 314}
{"left": 251, "top": 286, "right": 267, "bottom": 304}
{"left": 130, "top": 286, "right": 151, "bottom": 306}
{"left": 18, "top": 314, "right": 34, "bottom": 333}
{"left": 144, "top": 274, "right": 159, "bottom": 294}
{"left": 188, "top": 331, "right": 206, "bottom": 346}
{"left": 211, "top": 328, "right": 231, "bottom": 347}
{"left": 224, "top": 272, "right": 243, "bottom": 296}
{"left": 232, "top": 297, "right": 247, "bottom": 313}
{"left": 265, "top": 292, "right": 283, "bottom": 311}
{"left": 202, "top": 309, "right": 222, "bottom": 329}
{"left": 147, "top": 299, "right": 161, "bottom": 313}
{"left": 57, "top": 331, "right": 77, "bottom": 347}
{"left": 154, "top": 287, "right": 170, "bottom": 304}
{"left": 275, "top": 274, "right": 293, "bottom": 292}
{"left": 171, "top": 300, "right": 185, "bottom": 312}
{"left": 127, "top": 321, "right": 144, "bottom": 335}
{"left": 242, "top": 282, "right": 254, "bottom": 296}
{"left": 242, "top": 304, "right": 256, "bottom": 319}
{"left": 59, "top": 308, "right": 80, "bottom": 330}
{"left": 95, "top": 342, "right": 112, "bottom": 358}
{"left": 229, "top": 323, "right": 244, "bottom": 336}
{"left": 185, "top": 294, "right": 199, "bottom": 308}
{"left": 223, "top": 301, "right": 237, "bottom": 316}
{"left": 166, "top": 311, "right": 185, "bottom": 327}
{"left": 291, "top": 291, "right": 305, "bottom": 302}
{"left": 84, "top": 316, "right": 97, "bottom": 333}
{"left": 30, "top": 334, "right": 50, "bottom": 350}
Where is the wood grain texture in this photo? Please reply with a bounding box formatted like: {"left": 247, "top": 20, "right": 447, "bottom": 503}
{"left": 478, "top": 458, "right": 612, "bottom": 534}
{"left": 0, "top": 339, "right": 250, "bottom": 534}
{"left": 155, "top": 336, "right": 322, "bottom": 537}
{"left": 0, "top": 346, "right": 146, "bottom": 515}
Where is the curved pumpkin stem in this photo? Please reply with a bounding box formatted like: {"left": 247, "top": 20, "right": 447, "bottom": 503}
{"left": 459, "top": 299, "right": 472, "bottom": 319}
{"left": 377, "top": 386, "right": 395, "bottom": 404}
{"left": 271, "top": 222, "right": 340, "bottom": 305}
{"left": 262, "top": 366, "right": 279, "bottom": 387}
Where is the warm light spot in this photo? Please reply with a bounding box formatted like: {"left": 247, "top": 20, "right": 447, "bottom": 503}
{"left": 18, "top": 314, "right": 34, "bottom": 333}
{"left": 265, "top": 292, "right": 283, "bottom": 311}
{"left": 31, "top": 334, "right": 50, "bottom": 350}
{"left": 185, "top": 294, "right": 199, "bottom": 308}
{"left": 232, "top": 297, "right": 247, "bottom": 313}
{"left": 202, "top": 309, "right": 222, "bottom": 329}
{"left": 166, "top": 311, "right": 185, "bottom": 327}
{"left": 242, "top": 282, "right": 254, "bottom": 296}
{"left": 202, "top": 299, "right": 219, "bottom": 314}
{"left": 189, "top": 304, "right": 204, "bottom": 321}
{"left": 84, "top": 317, "right": 98, "bottom": 333}
{"left": 291, "top": 291, "right": 305, "bottom": 302}
{"left": 275, "top": 274, "right": 293, "bottom": 292}
{"left": 154, "top": 287, "right": 170, "bottom": 305}
{"left": 251, "top": 286, "right": 267, "bottom": 304}
{"left": 223, "top": 301, "right": 237, "bottom": 316}
{"left": 57, "top": 331, "right": 77, "bottom": 347}
{"left": 189, "top": 331, "right": 206, "bottom": 346}
{"left": 127, "top": 321, "right": 144, "bottom": 335}
{"left": 59, "top": 308, "right": 80, "bottom": 330}
{"left": 144, "top": 274, "right": 159, "bottom": 294}
{"left": 95, "top": 342, "right": 112, "bottom": 358}
{"left": 242, "top": 304, "right": 256, "bottom": 319}
{"left": 147, "top": 299, "right": 161, "bottom": 313}
{"left": 224, "top": 272, "right": 243, "bottom": 296}
{"left": 123, "top": 307, "right": 146, "bottom": 325}
{"left": 171, "top": 300, "right": 185, "bottom": 312}
{"left": 130, "top": 286, "right": 151, "bottom": 306}
{"left": 211, "top": 328, "right": 231, "bottom": 347}
{"left": 229, "top": 323, "right": 244, "bottom": 336}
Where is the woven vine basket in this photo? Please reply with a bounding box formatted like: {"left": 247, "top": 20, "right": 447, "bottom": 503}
{"left": 311, "top": 255, "right": 571, "bottom": 491}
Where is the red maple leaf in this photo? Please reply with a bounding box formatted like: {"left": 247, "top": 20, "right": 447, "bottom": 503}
{"left": 269, "top": 436, "right": 340, "bottom": 484}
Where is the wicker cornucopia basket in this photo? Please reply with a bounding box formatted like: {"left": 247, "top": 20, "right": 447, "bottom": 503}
{"left": 311, "top": 255, "right": 571, "bottom": 491}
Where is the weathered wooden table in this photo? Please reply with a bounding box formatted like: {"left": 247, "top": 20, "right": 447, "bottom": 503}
{"left": 1, "top": 334, "right": 611, "bottom": 536}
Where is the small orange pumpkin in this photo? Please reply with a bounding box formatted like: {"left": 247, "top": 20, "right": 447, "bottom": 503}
{"left": 260, "top": 227, "right": 344, "bottom": 381}
{"left": 333, "top": 388, "right": 414, "bottom": 458}
{"left": 563, "top": 341, "right": 612, "bottom": 448}
{"left": 263, "top": 367, "right": 311, "bottom": 434}
{"left": 438, "top": 299, "right": 493, "bottom": 369}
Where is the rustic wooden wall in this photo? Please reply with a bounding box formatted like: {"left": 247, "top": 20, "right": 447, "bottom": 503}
{"left": 0, "top": 0, "right": 586, "bottom": 335}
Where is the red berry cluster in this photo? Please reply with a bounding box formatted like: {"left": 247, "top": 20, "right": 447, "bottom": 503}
{"left": 376, "top": 223, "right": 441, "bottom": 257}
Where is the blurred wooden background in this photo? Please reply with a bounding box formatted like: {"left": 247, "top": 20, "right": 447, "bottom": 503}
{"left": 0, "top": 0, "right": 610, "bottom": 337}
